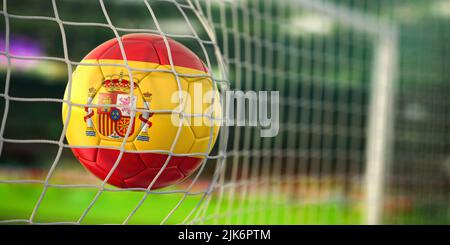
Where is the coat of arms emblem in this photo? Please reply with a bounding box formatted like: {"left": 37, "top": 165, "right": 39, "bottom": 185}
{"left": 83, "top": 73, "right": 153, "bottom": 141}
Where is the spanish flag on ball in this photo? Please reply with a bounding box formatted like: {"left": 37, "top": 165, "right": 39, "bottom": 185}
{"left": 62, "top": 33, "right": 221, "bottom": 189}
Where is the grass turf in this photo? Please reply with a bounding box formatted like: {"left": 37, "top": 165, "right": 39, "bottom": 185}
{"left": 0, "top": 184, "right": 363, "bottom": 224}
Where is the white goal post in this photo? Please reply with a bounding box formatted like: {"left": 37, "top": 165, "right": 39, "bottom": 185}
{"left": 293, "top": 0, "right": 399, "bottom": 225}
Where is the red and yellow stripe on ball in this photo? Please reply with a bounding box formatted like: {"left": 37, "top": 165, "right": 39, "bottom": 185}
{"left": 62, "top": 34, "right": 221, "bottom": 189}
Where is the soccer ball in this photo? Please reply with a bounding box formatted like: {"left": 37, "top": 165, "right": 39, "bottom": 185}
{"left": 62, "top": 33, "right": 221, "bottom": 189}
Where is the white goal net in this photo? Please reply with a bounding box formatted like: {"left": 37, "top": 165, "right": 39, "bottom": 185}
{"left": 0, "top": 0, "right": 449, "bottom": 225}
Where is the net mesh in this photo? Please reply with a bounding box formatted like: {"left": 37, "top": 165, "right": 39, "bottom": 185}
{"left": 0, "top": 0, "right": 449, "bottom": 225}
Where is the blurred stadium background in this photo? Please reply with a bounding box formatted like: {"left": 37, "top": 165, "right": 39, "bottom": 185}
{"left": 0, "top": 0, "right": 449, "bottom": 224}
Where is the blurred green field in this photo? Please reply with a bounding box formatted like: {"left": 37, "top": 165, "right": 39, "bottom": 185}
{"left": 0, "top": 184, "right": 363, "bottom": 224}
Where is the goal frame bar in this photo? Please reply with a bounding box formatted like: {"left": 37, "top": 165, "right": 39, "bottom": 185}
{"left": 294, "top": 0, "right": 399, "bottom": 225}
